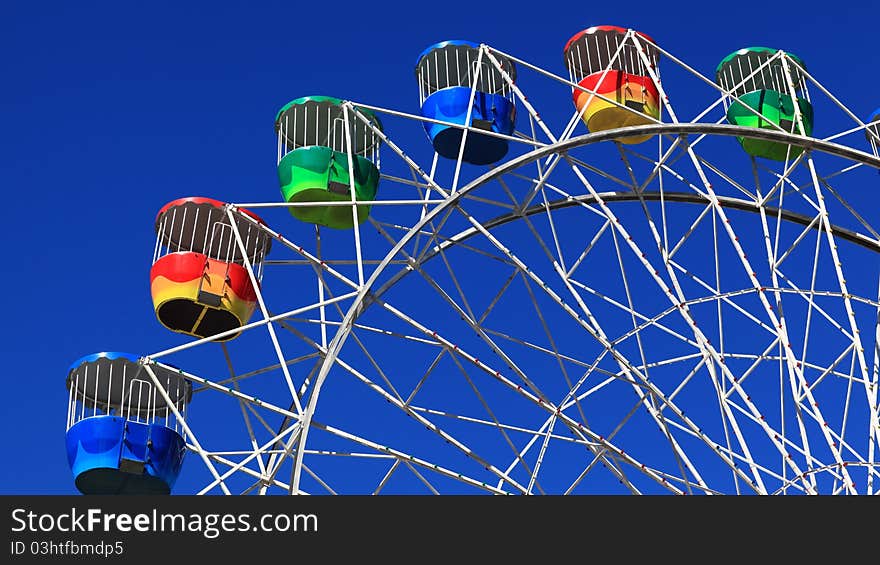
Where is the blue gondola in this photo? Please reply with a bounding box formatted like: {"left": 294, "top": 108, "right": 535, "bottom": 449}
{"left": 65, "top": 352, "right": 192, "bottom": 495}
{"left": 415, "top": 40, "right": 517, "bottom": 165}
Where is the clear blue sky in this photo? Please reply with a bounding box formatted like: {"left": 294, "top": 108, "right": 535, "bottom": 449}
{"left": 2, "top": 1, "right": 877, "bottom": 494}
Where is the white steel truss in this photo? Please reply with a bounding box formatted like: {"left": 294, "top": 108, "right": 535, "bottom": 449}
{"left": 130, "top": 36, "right": 880, "bottom": 495}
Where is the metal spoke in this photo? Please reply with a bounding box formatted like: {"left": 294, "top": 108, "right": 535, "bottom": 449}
{"left": 115, "top": 32, "right": 880, "bottom": 496}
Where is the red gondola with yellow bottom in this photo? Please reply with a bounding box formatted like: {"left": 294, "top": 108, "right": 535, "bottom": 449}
{"left": 563, "top": 25, "right": 662, "bottom": 144}
{"left": 150, "top": 197, "right": 271, "bottom": 341}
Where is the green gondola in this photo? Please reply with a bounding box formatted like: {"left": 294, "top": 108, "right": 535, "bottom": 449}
{"left": 274, "top": 96, "right": 383, "bottom": 229}
{"left": 715, "top": 47, "right": 813, "bottom": 161}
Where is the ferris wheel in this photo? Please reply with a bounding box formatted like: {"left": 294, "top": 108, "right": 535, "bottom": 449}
{"left": 64, "top": 26, "right": 880, "bottom": 495}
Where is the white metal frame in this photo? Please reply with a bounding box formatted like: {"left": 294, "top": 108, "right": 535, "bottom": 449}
{"left": 125, "top": 33, "right": 880, "bottom": 495}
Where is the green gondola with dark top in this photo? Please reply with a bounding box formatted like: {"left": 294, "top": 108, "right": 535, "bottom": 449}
{"left": 274, "top": 96, "right": 383, "bottom": 229}
{"left": 715, "top": 47, "right": 813, "bottom": 161}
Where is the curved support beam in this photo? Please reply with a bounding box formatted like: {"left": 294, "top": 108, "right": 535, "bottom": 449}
{"left": 375, "top": 191, "right": 880, "bottom": 301}
{"left": 285, "top": 123, "right": 880, "bottom": 493}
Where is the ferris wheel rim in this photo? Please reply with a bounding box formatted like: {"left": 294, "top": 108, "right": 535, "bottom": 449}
{"left": 258, "top": 121, "right": 880, "bottom": 494}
